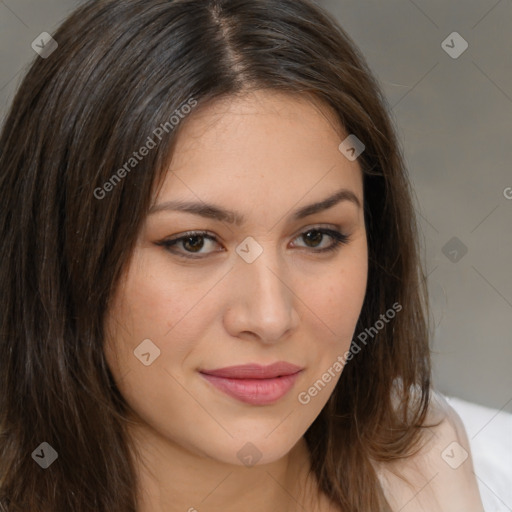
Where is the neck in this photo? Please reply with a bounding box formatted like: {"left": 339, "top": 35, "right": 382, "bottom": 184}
{"left": 126, "top": 420, "right": 324, "bottom": 512}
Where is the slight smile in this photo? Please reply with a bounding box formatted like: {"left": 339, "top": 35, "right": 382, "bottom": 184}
{"left": 199, "top": 362, "right": 304, "bottom": 405}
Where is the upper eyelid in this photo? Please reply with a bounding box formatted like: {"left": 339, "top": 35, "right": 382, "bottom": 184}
{"left": 162, "top": 226, "right": 347, "bottom": 253}
{"left": 167, "top": 224, "right": 343, "bottom": 242}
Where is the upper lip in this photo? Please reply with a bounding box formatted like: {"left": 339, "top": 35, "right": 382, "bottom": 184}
{"left": 199, "top": 362, "right": 303, "bottom": 379}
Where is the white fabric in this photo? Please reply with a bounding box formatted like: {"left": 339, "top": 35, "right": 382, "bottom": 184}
{"left": 444, "top": 394, "right": 512, "bottom": 512}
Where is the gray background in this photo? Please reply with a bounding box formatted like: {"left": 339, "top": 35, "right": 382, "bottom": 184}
{"left": 1, "top": 0, "right": 511, "bottom": 410}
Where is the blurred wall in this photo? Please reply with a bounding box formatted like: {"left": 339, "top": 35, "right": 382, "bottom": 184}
{"left": 1, "top": 0, "right": 511, "bottom": 410}
{"left": 318, "top": 0, "right": 512, "bottom": 411}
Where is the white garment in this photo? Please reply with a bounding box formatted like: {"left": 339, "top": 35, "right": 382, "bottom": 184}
{"left": 445, "top": 394, "right": 512, "bottom": 512}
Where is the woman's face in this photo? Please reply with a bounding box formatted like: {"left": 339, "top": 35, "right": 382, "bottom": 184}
{"left": 104, "top": 90, "right": 368, "bottom": 466}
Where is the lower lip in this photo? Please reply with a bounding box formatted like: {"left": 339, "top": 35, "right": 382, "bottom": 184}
{"left": 199, "top": 371, "right": 302, "bottom": 405}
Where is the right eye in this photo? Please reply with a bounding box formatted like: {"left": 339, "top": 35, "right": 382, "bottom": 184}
{"left": 156, "top": 231, "right": 224, "bottom": 259}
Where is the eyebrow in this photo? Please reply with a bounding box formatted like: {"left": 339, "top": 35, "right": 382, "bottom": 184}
{"left": 148, "top": 188, "right": 361, "bottom": 225}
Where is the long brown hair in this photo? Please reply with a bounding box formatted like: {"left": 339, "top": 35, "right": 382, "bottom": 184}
{"left": 0, "top": 0, "right": 432, "bottom": 510}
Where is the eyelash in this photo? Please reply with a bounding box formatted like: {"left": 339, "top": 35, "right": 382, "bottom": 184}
{"left": 156, "top": 227, "right": 350, "bottom": 259}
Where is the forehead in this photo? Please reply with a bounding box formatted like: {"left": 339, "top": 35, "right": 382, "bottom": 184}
{"left": 170, "top": 89, "right": 346, "bottom": 157}
{"left": 153, "top": 90, "right": 363, "bottom": 212}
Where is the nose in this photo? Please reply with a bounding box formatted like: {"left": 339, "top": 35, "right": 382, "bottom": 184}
{"left": 223, "top": 249, "right": 300, "bottom": 344}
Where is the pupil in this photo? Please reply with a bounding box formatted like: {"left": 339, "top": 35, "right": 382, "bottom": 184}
{"left": 304, "top": 230, "right": 322, "bottom": 247}
{"left": 184, "top": 235, "right": 204, "bottom": 252}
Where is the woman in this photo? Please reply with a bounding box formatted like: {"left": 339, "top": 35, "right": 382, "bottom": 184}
{"left": 0, "top": 0, "right": 484, "bottom": 510}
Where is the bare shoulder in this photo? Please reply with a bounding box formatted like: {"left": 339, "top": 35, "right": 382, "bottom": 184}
{"left": 374, "top": 389, "right": 485, "bottom": 512}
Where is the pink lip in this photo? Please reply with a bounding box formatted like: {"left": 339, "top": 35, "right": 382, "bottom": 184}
{"left": 200, "top": 362, "right": 303, "bottom": 379}
{"left": 199, "top": 362, "right": 303, "bottom": 405}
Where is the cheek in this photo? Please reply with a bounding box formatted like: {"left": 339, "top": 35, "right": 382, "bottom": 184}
{"left": 320, "top": 242, "right": 368, "bottom": 332}
{"left": 296, "top": 251, "right": 367, "bottom": 403}
{"left": 102, "top": 265, "right": 215, "bottom": 440}
{"left": 304, "top": 240, "right": 368, "bottom": 371}
{"left": 103, "top": 255, "right": 212, "bottom": 379}
{"left": 112, "top": 255, "right": 213, "bottom": 338}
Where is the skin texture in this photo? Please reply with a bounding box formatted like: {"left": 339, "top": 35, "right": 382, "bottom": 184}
{"left": 103, "top": 90, "right": 484, "bottom": 511}
{"left": 104, "top": 90, "right": 368, "bottom": 512}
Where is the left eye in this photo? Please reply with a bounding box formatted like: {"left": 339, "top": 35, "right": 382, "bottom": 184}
{"left": 157, "top": 228, "right": 349, "bottom": 258}
{"left": 292, "top": 228, "right": 349, "bottom": 251}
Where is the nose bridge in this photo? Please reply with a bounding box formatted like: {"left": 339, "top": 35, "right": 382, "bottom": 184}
{"left": 231, "top": 241, "right": 298, "bottom": 341}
